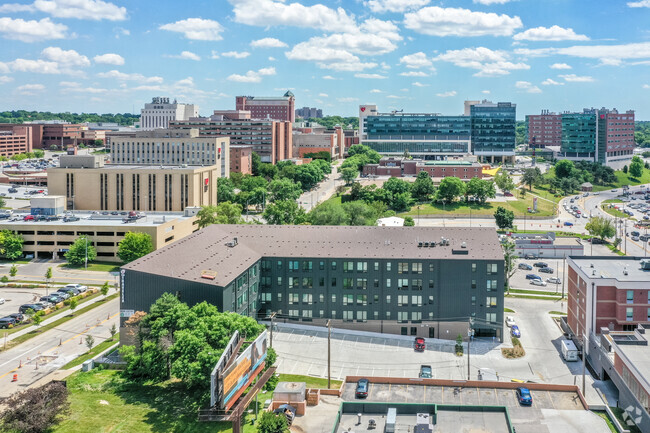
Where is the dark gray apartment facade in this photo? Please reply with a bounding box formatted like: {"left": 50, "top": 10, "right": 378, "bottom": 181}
{"left": 120, "top": 225, "right": 505, "bottom": 341}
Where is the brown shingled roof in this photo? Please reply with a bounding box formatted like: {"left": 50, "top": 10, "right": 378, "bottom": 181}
{"left": 123, "top": 225, "right": 502, "bottom": 286}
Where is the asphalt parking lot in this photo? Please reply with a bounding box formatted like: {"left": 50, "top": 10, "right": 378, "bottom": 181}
{"left": 0, "top": 289, "right": 39, "bottom": 318}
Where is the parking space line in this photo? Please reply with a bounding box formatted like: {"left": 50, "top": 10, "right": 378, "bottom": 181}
{"left": 477, "top": 387, "right": 480, "bottom": 405}
{"left": 423, "top": 385, "right": 426, "bottom": 403}
{"left": 549, "top": 391, "right": 556, "bottom": 410}
{"left": 494, "top": 388, "right": 498, "bottom": 405}
{"left": 405, "top": 385, "right": 409, "bottom": 402}
{"left": 441, "top": 386, "right": 444, "bottom": 404}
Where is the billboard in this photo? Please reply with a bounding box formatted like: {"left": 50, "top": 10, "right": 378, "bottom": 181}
{"left": 210, "top": 330, "right": 268, "bottom": 410}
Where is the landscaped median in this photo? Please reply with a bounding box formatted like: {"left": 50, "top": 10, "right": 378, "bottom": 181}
{"left": 0, "top": 292, "right": 119, "bottom": 353}
{"left": 62, "top": 334, "right": 119, "bottom": 370}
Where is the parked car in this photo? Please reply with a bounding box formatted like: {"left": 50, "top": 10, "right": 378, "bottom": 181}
{"left": 23, "top": 215, "right": 34, "bottom": 221}
{"left": 64, "top": 283, "right": 87, "bottom": 293}
{"left": 589, "top": 238, "right": 605, "bottom": 244}
{"left": 563, "top": 221, "right": 573, "bottom": 227}
{"left": 530, "top": 279, "right": 547, "bottom": 287}
{"left": 524, "top": 254, "right": 536, "bottom": 260}
{"left": 355, "top": 378, "right": 369, "bottom": 399}
{"left": 7, "top": 313, "right": 24, "bottom": 323}
{"left": 18, "top": 304, "right": 43, "bottom": 313}
{"left": 419, "top": 365, "right": 433, "bottom": 378}
{"left": 504, "top": 191, "right": 514, "bottom": 197}
{"left": 547, "top": 277, "right": 561, "bottom": 284}
{"left": 511, "top": 325, "right": 521, "bottom": 338}
{"left": 506, "top": 316, "right": 516, "bottom": 327}
{"left": 533, "top": 262, "right": 548, "bottom": 268}
{"left": 55, "top": 290, "right": 73, "bottom": 299}
{"left": 414, "top": 337, "right": 426, "bottom": 352}
{"left": 0, "top": 297, "right": 4, "bottom": 305}
{"left": 518, "top": 263, "right": 533, "bottom": 270}
{"left": 0, "top": 317, "right": 17, "bottom": 328}
{"left": 525, "top": 274, "right": 542, "bottom": 280}
{"left": 539, "top": 267, "right": 554, "bottom": 274}
{"left": 516, "top": 387, "right": 533, "bottom": 405}
{"left": 63, "top": 216, "right": 80, "bottom": 222}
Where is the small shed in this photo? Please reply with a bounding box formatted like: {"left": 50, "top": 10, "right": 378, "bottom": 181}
{"left": 581, "top": 182, "right": 593, "bottom": 192}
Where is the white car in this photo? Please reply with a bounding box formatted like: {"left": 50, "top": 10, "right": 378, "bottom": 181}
{"left": 530, "top": 279, "right": 547, "bottom": 287}
{"left": 547, "top": 277, "right": 561, "bottom": 284}
{"left": 0, "top": 298, "right": 4, "bottom": 305}
{"left": 64, "top": 283, "right": 88, "bottom": 293}
{"left": 506, "top": 316, "right": 516, "bottom": 327}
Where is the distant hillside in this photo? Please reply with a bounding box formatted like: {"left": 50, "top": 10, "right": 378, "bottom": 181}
{"left": 0, "top": 110, "right": 139, "bottom": 126}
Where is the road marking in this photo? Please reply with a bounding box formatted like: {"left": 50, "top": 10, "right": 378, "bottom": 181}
{"left": 0, "top": 341, "right": 50, "bottom": 368}
{"left": 549, "top": 391, "right": 556, "bottom": 410}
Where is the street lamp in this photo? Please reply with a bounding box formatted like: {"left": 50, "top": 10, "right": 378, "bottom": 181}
{"left": 467, "top": 317, "right": 474, "bottom": 381}
{"left": 84, "top": 236, "right": 88, "bottom": 270}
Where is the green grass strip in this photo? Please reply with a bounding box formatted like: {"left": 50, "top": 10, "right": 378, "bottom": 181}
{"left": 548, "top": 311, "right": 567, "bottom": 315}
{"left": 277, "top": 373, "right": 342, "bottom": 389}
{"left": 506, "top": 294, "right": 564, "bottom": 301}
{"left": 0, "top": 293, "right": 119, "bottom": 353}
{"left": 509, "top": 288, "right": 563, "bottom": 296}
{"left": 62, "top": 336, "right": 119, "bottom": 369}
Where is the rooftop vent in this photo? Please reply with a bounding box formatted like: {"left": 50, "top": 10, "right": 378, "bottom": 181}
{"left": 592, "top": 269, "right": 596, "bottom": 276}
{"left": 418, "top": 242, "right": 423, "bottom": 248}
{"left": 624, "top": 266, "right": 628, "bottom": 276}
{"left": 226, "top": 237, "right": 238, "bottom": 248}
{"left": 461, "top": 242, "right": 467, "bottom": 248}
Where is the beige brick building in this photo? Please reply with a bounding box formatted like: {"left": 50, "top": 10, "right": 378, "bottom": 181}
{"left": 48, "top": 156, "right": 220, "bottom": 212}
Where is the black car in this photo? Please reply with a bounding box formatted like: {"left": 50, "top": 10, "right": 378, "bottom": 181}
{"left": 355, "top": 378, "right": 369, "bottom": 398}
{"left": 110, "top": 211, "right": 119, "bottom": 215}
{"left": 0, "top": 317, "right": 17, "bottom": 328}
{"left": 8, "top": 313, "right": 24, "bottom": 323}
{"left": 18, "top": 304, "right": 43, "bottom": 314}
{"left": 57, "top": 288, "right": 80, "bottom": 296}
{"left": 45, "top": 215, "right": 59, "bottom": 221}
{"left": 539, "top": 267, "right": 554, "bottom": 274}
{"left": 533, "top": 262, "right": 548, "bottom": 268}
{"left": 8, "top": 188, "right": 18, "bottom": 193}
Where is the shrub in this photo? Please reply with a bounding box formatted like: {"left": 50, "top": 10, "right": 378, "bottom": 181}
{"left": 455, "top": 334, "right": 464, "bottom": 356}
{"left": 0, "top": 276, "right": 8, "bottom": 283}
{"left": 0, "top": 381, "right": 69, "bottom": 433}
{"left": 501, "top": 337, "right": 526, "bottom": 359}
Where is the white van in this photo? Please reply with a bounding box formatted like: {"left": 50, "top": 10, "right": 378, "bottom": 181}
{"left": 561, "top": 339, "right": 579, "bottom": 362}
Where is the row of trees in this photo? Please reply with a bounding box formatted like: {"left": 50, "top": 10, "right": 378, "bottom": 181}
{"left": 0, "top": 110, "right": 139, "bottom": 126}
{"left": 306, "top": 116, "right": 358, "bottom": 130}
{"left": 622, "top": 156, "right": 647, "bottom": 179}
{"left": 0, "top": 149, "right": 45, "bottom": 162}
{"left": 63, "top": 232, "right": 153, "bottom": 265}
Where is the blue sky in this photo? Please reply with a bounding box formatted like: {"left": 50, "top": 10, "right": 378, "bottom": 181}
{"left": 0, "top": 0, "right": 650, "bottom": 119}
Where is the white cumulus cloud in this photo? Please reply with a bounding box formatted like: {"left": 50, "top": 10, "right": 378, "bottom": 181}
{"left": 473, "top": 0, "right": 511, "bottom": 4}
{"left": 399, "top": 71, "right": 429, "bottom": 77}
{"left": 166, "top": 51, "right": 201, "bottom": 61}
{"left": 97, "top": 70, "right": 163, "bottom": 83}
{"left": 227, "top": 67, "right": 276, "bottom": 83}
{"left": 366, "top": 0, "right": 430, "bottom": 13}
{"left": 160, "top": 18, "right": 224, "bottom": 41}
{"left": 399, "top": 52, "right": 433, "bottom": 69}
{"left": 1, "top": 0, "right": 126, "bottom": 20}
{"left": 222, "top": 51, "right": 250, "bottom": 59}
{"left": 436, "top": 47, "right": 529, "bottom": 77}
{"left": 355, "top": 73, "right": 387, "bottom": 79}
{"left": 436, "top": 90, "right": 457, "bottom": 97}
{"left": 628, "top": 0, "right": 650, "bottom": 6}
{"left": 17, "top": 83, "right": 45, "bottom": 93}
{"left": 250, "top": 37, "right": 287, "bottom": 48}
{"left": 404, "top": 6, "right": 522, "bottom": 37}
{"left": 0, "top": 17, "right": 68, "bottom": 42}
{"left": 413, "top": 82, "right": 429, "bottom": 87}
{"left": 94, "top": 53, "right": 124, "bottom": 65}
{"left": 42, "top": 46, "right": 90, "bottom": 66}
{"left": 514, "top": 25, "right": 589, "bottom": 41}
{"left": 559, "top": 74, "right": 595, "bottom": 82}
{"left": 541, "top": 78, "right": 564, "bottom": 86}
{"left": 0, "top": 76, "right": 14, "bottom": 83}
{"left": 515, "top": 81, "right": 542, "bottom": 93}
{"left": 550, "top": 63, "right": 571, "bottom": 70}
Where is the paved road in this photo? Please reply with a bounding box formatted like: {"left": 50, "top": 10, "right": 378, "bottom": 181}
{"left": 0, "top": 259, "right": 117, "bottom": 286}
{"left": 299, "top": 165, "right": 343, "bottom": 212}
{"left": 0, "top": 297, "right": 118, "bottom": 398}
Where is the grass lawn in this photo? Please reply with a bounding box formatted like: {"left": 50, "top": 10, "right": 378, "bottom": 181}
{"left": 0, "top": 259, "right": 32, "bottom": 265}
{"left": 277, "top": 373, "right": 342, "bottom": 389}
{"left": 54, "top": 370, "right": 262, "bottom": 433}
{"left": 601, "top": 202, "right": 633, "bottom": 220}
{"left": 60, "top": 261, "right": 122, "bottom": 272}
{"left": 529, "top": 185, "right": 563, "bottom": 204}
{"left": 401, "top": 192, "right": 556, "bottom": 217}
{"left": 62, "top": 336, "right": 119, "bottom": 369}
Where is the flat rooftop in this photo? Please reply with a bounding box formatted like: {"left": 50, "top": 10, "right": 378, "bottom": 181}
{"left": 51, "top": 164, "right": 213, "bottom": 170}
{"left": 614, "top": 344, "right": 650, "bottom": 386}
{"left": 570, "top": 256, "right": 650, "bottom": 282}
{"left": 124, "top": 225, "right": 503, "bottom": 286}
{"left": 0, "top": 212, "right": 194, "bottom": 228}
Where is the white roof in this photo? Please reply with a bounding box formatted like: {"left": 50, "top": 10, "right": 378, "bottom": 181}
{"left": 377, "top": 216, "right": 405, "bottom": 227}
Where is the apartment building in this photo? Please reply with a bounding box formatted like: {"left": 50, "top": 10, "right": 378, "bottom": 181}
{"left": 236, "top": 91, "right": 295, "bottom": 122}
{"left": 120, "top": 225, "right": 505, "bottom": 341}
{"left": 0, "top": 126, "right": 32, "bottom": 156}
{"left": 525, "top": 110, "right": 562, "bottom": 148}
{"left": 230, "top": 145, "right": 253, "bottom": 175}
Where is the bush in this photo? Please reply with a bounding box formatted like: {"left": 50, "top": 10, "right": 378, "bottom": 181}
{"left": 501, "top": 337, "right": 526, "bottom": 358}
{"left": 0, "top": 275, "right": 8, "bottom": 283}
{"left": 455, "top": 334, "right": 464, "bottom": 356}
{"left": 0, "top": 381, "right": 69, "bottom": 433}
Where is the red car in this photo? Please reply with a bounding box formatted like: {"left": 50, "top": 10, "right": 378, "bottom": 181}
{"left": 504, "top": 191, "right": 514, "bottom": 197}
{"left": 414, "top": 337, "right": 426, "bottom": 352}
{"left": 23, "top": 215, "right": 34, "bottom": 221}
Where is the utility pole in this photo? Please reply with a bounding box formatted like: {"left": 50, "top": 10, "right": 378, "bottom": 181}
{"left": 327, "top": 319, "right": 332, "bottom": 389}
{"left": 582, "top": 334, "right": 586, "bottom": 397}
{"left": 467, "top": 318, "right": 473, "bottom": 381}
{"left": 84, "top": 236, "right": 88, "bottom": 270}
{"left": 269, "top": 312, "right": 276, "bottom": 349}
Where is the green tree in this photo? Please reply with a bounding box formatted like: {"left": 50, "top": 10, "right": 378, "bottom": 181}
{"left": 435, "top": 176, "right": 466, "bottom": 203}
{"left": 623, "top": 165, "right": 628, "bottom": 174}
{"left": 117, "top": 232, "right": 154, "bottom": 263}
{"left": 251, "top": 152, "right": 262, "bottom": 176}
{"left": 502, "top": 239, "right": 517, "bottom": 294}
{"left": 263, "top": 200, "right": 306, "bottom": 225}
{"left": 522, "top": 167, "right": 542, "bottom": 191}
{"left": 494, "top": 171, "right": 516, "bottom": 193}
{"left": 342, "top": 201, "right": 379, "bottom": 226}
{"left": 308, "top": 201, "right": 348, "bottom": 225}
{"left": 45, "top": 266, "right": 52, "bottom": 283}
{"left": 64, "top": 236, "right": 96, "bottom": 266}
{"left": 101, "top": 281, "right": 110, "bottom": 297}
{"left": 0, "top": 381, "right": 70, "bottom": 433}
{"left": 85, "top": 335, "right": 95, "bottom": 351}
{"left": 411, "top": 171, "right": 435, "bottom": 202}
{"left": 554, "top": 160, "right": 575, "bottom": 179}
{"left": 383, "top": 177, "right": 411, "bottom": 196}
{"left": 268, "top": 178, "right": 303, "bottom": 202}
{"left": 196, "top": 202, "right": 244, "bottom": 228}
{"left": 341, "top": 167, "right": 358, "bottom": 185}
{"left": 466, "top": 178, "right": 496, "bottom": 204}
{"left": 33, "top": 149, "right": 45, "bottom": 158}
{"left": 257, "top": 411, "right": 289, "bottom": 433}
{"left": 9, "top": 264, "right": 17, "bottom": 277}
{"left": 110, "top": 323, "right": 117, "bottom": 340}
{"left": 404, "top": 216, "right": 415, "bottom": 226}
{"left": 494, "top": 206, "right": 515, "bottom": 229}
{"left": 32, "top": 313, "right": 43, "bottom": 329}
{"left": 0, "top": 230, "right": 24, "bottom": 260}
{"left": 629, "top": 156, "right": 644, "bottom": 178}
{"left": 69, "top": 298, "right": 78, "bottom": 315}
{"left": 585, "top": 216, "right": 616, "bottom": 242}
{"left": 217, "top": 177, "right": 235, "bottom": 203}
{"left": 390, "top": 192, "right": 413, "bottom": 212}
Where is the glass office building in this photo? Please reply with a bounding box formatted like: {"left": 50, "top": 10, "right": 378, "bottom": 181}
{"left": 470, "top": 102, "right": 516, "bottom": 162}
{"left": 561, "top": 113, "right": 596, "bottom": 158}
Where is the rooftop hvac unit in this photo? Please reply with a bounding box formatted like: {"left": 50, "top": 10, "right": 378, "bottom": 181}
{"left": 641, "top": 259, "right": 650, "bottom": 271}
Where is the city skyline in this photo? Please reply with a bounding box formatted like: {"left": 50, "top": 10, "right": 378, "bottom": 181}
{"left": 0, "top": 0, "right": 649, "bottom": 118}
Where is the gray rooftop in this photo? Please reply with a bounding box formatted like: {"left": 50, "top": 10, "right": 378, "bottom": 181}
{"left": 124, "top": 225, "right": 503, "bottom": 286}
{"left": 614, "top": 344, "right": 650, "bottom": 391}
{"left": 570, "top": 257, "right": 650, "bottom": 282}
{"left": 0, "top": 212, "right": 194, "bottom": 228}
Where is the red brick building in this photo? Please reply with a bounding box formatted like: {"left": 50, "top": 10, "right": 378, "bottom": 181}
{"left": 0, "top": 126, "right": 32, "bottom": 156}
{"left": 567, "top": 256, "right": 650, "bottom": 339}
{"left": 525, "top": 110, "right": 562, "bottom": 147}
{"left": 41, "top": 123, "right": 84, "bottom": 149}
{"left": 0, "top": 124, "right": 43, "bottom": 149}
{"left": 235, "top": 91, "right": 295, "bottom": 123}
{"left": 363, "top": 157, "right": 483, "bottom": 180}
{"left": 230, "top": 145, "right": 253, "bottom": 175}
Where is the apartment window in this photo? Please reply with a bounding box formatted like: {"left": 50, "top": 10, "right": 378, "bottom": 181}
{"left": 398, "top": 295, "right": 408, "bottom": 306}
{"left": 411, "top": 263, "right": 422, "bottom": 274}
{"left": 343, "top": 261, "right": 354, "bottom": 272}
{"left": 319, "top": 294, "right": 324, "bottom": 303}
{"left": 277, "top": 277, "right": 282, "bottom": 286}
{"left": 331, "top": 310, "right": 336, "bottom": 319}
{"left": 331, "top": 261, "right": 337, "bottom": 270}
{"left": 319, "top": 277, "right": 325, "bottom": 287}
{"left": 386, "top": 311, "right": 391, "bottom": 320}
{"left": 302, "top": 294, "right": 313, "bottom": 304}
{"left": 411, "top": 312, "right": 422, "bottom": 322}
{"left": 331, "top": 294, "right": 337, "bottom": 303}
{"left": 487, "top": 280, "right": 498, "bottom": 291}
{"left": 428, "top": 280, "right": 434, "bottom": 289}
{"left": 356, "top": 295, "right": 367, "bottom": 306}
{"left": 331, "top": 277, "right": 337, "bottom": 287}
{"left": 302, "top": 310, "right": 313, "bottom": 319}
{"left": 397, "top": 279, "right": 409, "bottom": 290}
{"left": 472, "top": 263, "right": 477, "bottom": 272}
{"left": 288, "top": 293, "right": 298, "bottom": 304}
{"left": 277, "top": 293, "right": 282, "bottom": 303}
{"left": 398, "top": 262, "right": 409, "bottom": 274}
{"left": 626, "top": 307, "right": 634, "bottom": 321}
{"left": 386, "top": 295, "right": 391, "bottom": 304}
{"left": 302, "top": 261, "right": 312, "bottom": 271}
{"left": 429, "top": 263, "right": 434, "bottom": 272}
{"left": 374, "top": 262, "right": 379, "bottom": 271}
{"left": 411, "top": 295, "right": 422, "bottom": 306}
{"left": 386, "top": 262, "right": 392, "bottom": 272}
{"left": 487, "top": 263, "right": 498, "bottom": 275}
{"left": 471, "top": 296, "right": 476, "bottom": 306}
{"left": 357, "top": 311, "right": 367, "bottom": 322}
{"left": 288, "top": 277, "right": 298, "bottom": 288}
{"left": 277, "top": 260, "right": 283, "bottom": 270}
{"left": 288, "top": 260, "right": 299, "bottom": 271}
{"left": 471, "top": 279, "right": 477, "bottom": 289}
{"left": 411, "top": 279, "right": 422, "bottom": 290}
{"left": 289, "top": 310, "right": 299, "bottom": 318}
{"left": 373, "top": 279, "right": 379, "bottom": 288}
{"left": 627, "top": 290, "right": 634, "bottom": 304}
{"left": 357, "top": 262, "right": 367, "bottom": 273}
{"left": 386, "top": 278, "right": 392, "bottom": 288}
{"left": 343, "top": 278, "right": 353, "bottom": 289}
{"left": 302, "top": 277, "right": 313, "bottom": 288}
{"left": 319, "top": 261, "right": 325, "bottom": 270}
{"left": 486, "top": 313, "right": 497, "bottom": 323}
{"left": 343, "top": 311, "right": 354, "bottom": 322}
{"left": 486, "top": 297, "right": 497, "bottom": 307}
{"left": 397, "top": 312, "right": 408, "bottom": 323}
{"left": 356, "top": 278, "right": 367, "bottom": 290}
{"left": 342, "top": 294, "right": 353, "bottom": 306}
{"left": 428, "top": 295, "right": 434, "bottom": 304}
